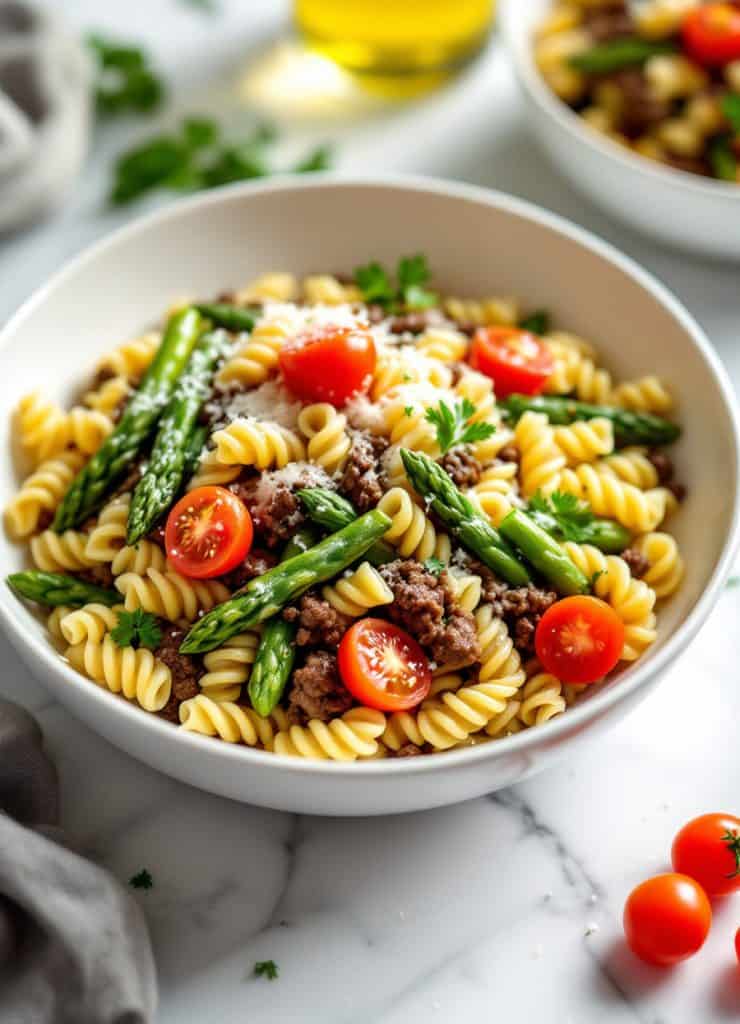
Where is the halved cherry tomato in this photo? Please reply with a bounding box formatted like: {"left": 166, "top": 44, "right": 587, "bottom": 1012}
{"left": 278, "top": 324, "right": 376, "bottom": 405}
{"left": 165, "top": 485, "right": 252, "bottom": 579}
{"left": 735, "top": 927, "right": 740, "bottom": 964}
{"left": 468, "top": 327, "right": 554, "bottom": 397}
{"left": 683, "top": 3, "right": 740, "bottom": 66}
{"left": 623, "top": 873, "right": 712, "bottom": 966}
{"left": 535, "top": 595, "right": 624, "bottom": 684}
{"left": 671, "top": 813, "right": 740, "bottom": 897}
{"left": 338, "top": 618, "right": 432, "bottom": 712}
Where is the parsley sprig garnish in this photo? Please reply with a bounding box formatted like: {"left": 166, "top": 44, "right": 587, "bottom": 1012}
{"left": 519, "top": 309, "right": 550, "bottom": 335}
{"left": 111, "top": 609, "right": 162, "bottom": 650}
{"left": 254, "top": 960, "right": 279, "bottom": 980}
{"left": 129, "top": 868, "right": 153, "bottom": 889}
{"left": 354, "top": 254, "right": 437, "bottom": 312}
{"left": 111, "top": 118, "right": 332, "bottom": 205}
{"left": 423, "top": 557, "right": 446, "bottom": 576}
{"left": 87, "top": 35, "right": 164, "bottom": 117}
{"left": 528, "top": 491, "right": 595, "bottom": 543}
{"left": 723, "top": 829, "right": 740, "bottom": 879}
{"left": 425, "top": 398, "right": 496, "bottom": 455}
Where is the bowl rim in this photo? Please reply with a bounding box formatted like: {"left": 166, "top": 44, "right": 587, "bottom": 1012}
{"left": 499, "top": 0, "right": 740, "bottom": 202}
{"left": 2, "top": 172, "right": 739, "bottom": 777}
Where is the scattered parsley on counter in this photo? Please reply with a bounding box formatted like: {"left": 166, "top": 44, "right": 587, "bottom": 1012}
{"left": 129, "top": 869, "right": 153, "bottom": 890}
{"left": 425, "top": 398, "right": 496, "bottom": 455}
{"left": 254, "top": 959, "right": 279, "bottom": 981}
{"left": 354, "top": 254, "right": 437, "bottom": 312}
{"left": 87, "top": 35, "right": 164, "bottom": 116}
{"left": 110, "top": 118, "right": 333, "bottom": 205}
{"left": 111, "top": 609, "right": 162, "bottom": 650}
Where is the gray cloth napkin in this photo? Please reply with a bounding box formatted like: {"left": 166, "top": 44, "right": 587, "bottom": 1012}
{"left": 0, "top": 699, "right": 156, "bottom": 1024}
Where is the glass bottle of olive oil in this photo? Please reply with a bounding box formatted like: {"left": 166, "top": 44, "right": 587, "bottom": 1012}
{"left": 294, "top": 0, "right": 495, "bottom": 82}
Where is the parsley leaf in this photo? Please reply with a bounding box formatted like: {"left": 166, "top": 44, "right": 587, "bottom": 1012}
{"left": 519, "top": 309, "right": 550, "bottom": 335}
{"left": 111, "top": 609, "right": 162, "bottom": 650}
{"left": 423, "top": 557, "right": 445, "bottom": 576}
{"left": 425, "top": 398, "right": 496, "bottom": 455}
{"left": 528, "top": 491, "right": 595, "bottom": 542}
{"left": 87, "top": 35, "right": 164, "bottom": 117}
{"left": 129, "top": 868, "right": 153, "bottom": 889}
{"left": 721, "top": 93, "right": 740, "bottom": 134}
{"left": 404, "top": 405, "right": 414, "bottom": 417}
{"left": 294, "top": 143, "right": 333, "bottom": 173}
{"left": 353, "top": 254, "right": 437, "bottom": 311}
{"left": 254, "top": 960, "right": 279, "bottom": 980}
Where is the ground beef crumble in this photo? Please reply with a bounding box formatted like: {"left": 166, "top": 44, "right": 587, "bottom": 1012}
{"left": 155, "top": 626, "right": 203, "bottom": 724}
{"left": 77, "top": 563, "right": 115, "bottom": 590}
{"left": 440, "top": 445, "right": 482, "bottom": 489}
{"left": 394, "top": 743, "right": 425, "bottom": 758}
{"left": 379, "top": 559, "right": 480, "bottom": 668}
{"left": 286, "top": 650, "right": 353, "bottom": 724}
{"left": 473, "top": 565, "right": 558, "bottom": 658}
{"left": 497, "top": 444, "right": 520, "bottom": 464}
{"left": 283, "top": 592, "right": 354, "bottom": 648}
{"left": 229, "top": 472, "right": 301, "bottom": 549}
{"left": 584, "top": 3, "right": 633, "bottom": 43}
{"left": 621, "top": 547, "right": 649, "bottom": 578}
{"left": 647, "top": 449, "right": 686, "bottom": 501}
{"left": 605, "top": 68, "right": 671, "bottom": 138}
{"left": 339, "top": 430, "right": 388, "bottom": 512}
{"left": 219, "top": 547, "right": 278, "bottom": 591}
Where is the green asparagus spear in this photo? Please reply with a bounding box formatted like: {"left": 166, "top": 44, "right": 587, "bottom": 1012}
{"left": 182, "top": 424, "right": 208, "bottom": 482}
{"left": 7, "top": 571, "right": 119, "bottom": 608}
{"left": 499, "top": 509, "right": 590, "bottom": 596}
{"left": 54, "top": 308, "right": 204, "bottom": 532}
{"left": 501, "top": 394, "right": 680, "bottom": 448}
{"left": 297, "top": 488, "right": 396, "bottom": 566}
{"left": 180, "top": 509, "right": 391, "bottom": 653}
{"left": 527, "top": 506, "right": 631, "bottom": 554}
{"left": 399, "top": 449, "right": 531, "bottom": 586}
{"left": 569, "top": 37, "right": 675, "bottom": 74}
{"left": 194, "top": 303, "right": 258, "bottom": 332}
{"left": 246, "top": 527, "right": 318, "bottom": 717}
{"left": 126, "top": 329, "right": 229, "bottom": 544}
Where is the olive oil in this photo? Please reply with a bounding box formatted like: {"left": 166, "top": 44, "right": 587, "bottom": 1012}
{"left": 295, "top": 0, "right": 495, "bottom": 81}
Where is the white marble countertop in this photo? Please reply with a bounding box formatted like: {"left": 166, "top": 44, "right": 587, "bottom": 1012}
{"left": 2, "top": 3, "right": 740, "bottom": 1021}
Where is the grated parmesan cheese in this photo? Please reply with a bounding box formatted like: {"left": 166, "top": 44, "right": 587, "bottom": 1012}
{"left": 213, "top": 379, "right": 303, "bottom": 428}
{"left": 344, "top": 393, "right": 388, "bottom": 434}
{"left": 252, "top": 463, "right": 335, "bottom": 517}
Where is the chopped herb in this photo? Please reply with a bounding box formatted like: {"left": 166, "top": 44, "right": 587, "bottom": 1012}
{"left": 425, "top": 398, "right": 496, "bottom": 455}
{"left": 721, "top": 93, "right": 740, "bottom": 134}
{"left": 110, "top": 118, "right": 333, "bottom": 205}
{"left": 129, "top": 868, "right": 153, "bottom": 889}
{"left": 402, "top": 372, "right": 413, "bottom": 383}
{"left": 519, "top": 310, "right": 550, "bottom": 335}
{"left": 353, "top": 254, "right": 437, "bottom": 312}
{"left": 111, "top": 609, "right": 162, "bottom": 650}
{"left": 87, "top": 34, "right": 164, "bottom": 117}
{"left": 723, "top": 829, "right": 740, "bottom": 878}
{"left": 254, "top": 959, "right": 279, "bottom": 980}
{"left": 403, "top": 405, "right": 414, "bottom": 418}
{"left": 423, "top": 557, "right": 446, "bottom": 576}
{"left": 726, "top": 576, "right": 740, "bottom": 589}
{"left": 529, "top": 491, "right": 595, "bottom": 543}
{"left": 709, "top": 136, "right": 737, "bottom": 182}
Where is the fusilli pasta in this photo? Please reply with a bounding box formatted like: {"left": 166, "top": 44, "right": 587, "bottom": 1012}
{"left": 66, "top": 635, "right": 171, "bottom": 712}
{"left": 115, "top": 567, "right": 230, "bottom": 622}
{"left": 4, "top": 450, "right": 85, "bottom": 539}
{"left": 199, "top": 631, "right": 262, "bottom": 702}
{"left": 272, "top": 707, "right": 386, "bottom": 760}
{"left": 322, "top": 562, "right": 393, "bottom": 617}
{"left": 212, "top": 418, "right": 306, "bottom": 469}
{"left": 377, "top": 487, "right": 451, "bottom": 562}
{"left": 179, "top": 694, "right": 289, "bottom": 746}
{"left": 298, "top": 403, "right": 351, "bottom": 474}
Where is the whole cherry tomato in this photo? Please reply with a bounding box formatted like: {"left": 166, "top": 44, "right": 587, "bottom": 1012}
{"left": 671, "top": 813, "right": 740, "bottom": 897}
{"left": 623, "top": 873, "right": 712, "bottom": 966}
{"left": 683, "top": 3, "right": 740, "bottom": 66}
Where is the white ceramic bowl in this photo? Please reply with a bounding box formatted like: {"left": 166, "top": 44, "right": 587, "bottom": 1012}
{"left": 1, "top": 177, "right": 738, "bottom": 815}
{"left": 500, "top": 0, "right": 740, "bottom": 260}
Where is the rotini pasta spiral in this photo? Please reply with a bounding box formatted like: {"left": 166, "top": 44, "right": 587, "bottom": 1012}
{"left": 186, "top": 448, "right": 242, "bottom": 490}
{"left": 59, "top": 603, "right": 121, "bottom": 645}
{"left": 596, "top": 447, "right": 659, "bottom": 490}
{"left": 544, "top": 332, "right": 612, "bottom": 403}
{"left": 66, "top": 635, "right": 171, "bottom": 712}
{"left": 476, "top": 604, "right": 527, "bottom": 693}
{"left": 235, "top": 271, "right": 298, "bottom": 304}
{"left": 557, "top": 464, "right": 671, "bottom": 531}
{"left": 515, "top": 411, "right": 566, "bottom": 497}
{"left": 110, "top": 541, "right": 168, "bottom": 577}
{"left": 301, "top": 275, "right": 361, "bottom": 305}
{"left": 96, "top": 331, "right": 161, "bottom": 381}
{"left": 454, "top": 368, "right": 498, "bottom": 425}
{"left": 84, "top": 493, "right": 130, "bottom": 562}
{"left": 199, "top": 631, "right": 262, "bottom": 702}
{"left": 611, "top": 376, "right": 674, "bottom": 415}
{"left": 115, "top": 567, "right": 230, "bottom": 622}
{"left": 633, "top": 532, "right": 685, "bottom": 598}
{"left": 553, "top": 418, "right": 614, "bottom": 464}
{"left": 446, "top": 568, "right": 483, "bottom": 613}
{"left": 66, "top": 408, "right": 114, "bottom": 455}
{"left": 382, "top": 392, "right": 440, "bottom": 456}
{"left": 82, "top": 375, "right": 131, "bottom": 416}
{"left": 297, "top": 403, "right": 351, "bottom": 474}
{"left": 212, "top": 417, "right": 306, "bottom": 469}
{"left": 4, "top": 450, "right": 85, "bottom": 539}
{"left": 468, "top": 488, "right": 515, "bottom": 528}
{"left": 272, "top": 707, "right": 387, "bottom": 760}
{"left": 15, "top": 392, "right": 70, "bottom": 465}
{"left": 561, "top": 542, "right": 657, "bottom": 660}
{"left": 179, "top": 694, "right": 289, "bottom": 746}
{"left": 322, "top": 562, "right": 393, "bottom": 617}
{"left": 414, "top": 327, "right": 468, "bottom": 363}
{"left": 371, "top": 348, "right": 452, "bottom": 400}
{"left": 216, "top": 313, "right": 298, "bottom": 388}
{"left": 31, "top": 529, "right": 97, "bottom": 572}
{"left": 47, "top": 606, "right": 73, "bottom": 647}
{"left": 443, "top": 295, "right": 520, "bottom": 327}
{"left": 518, "top": 671, "right": 566, "bottom": 727}
{"left": 377, "top": 487, "right": 450, "bottom": 562}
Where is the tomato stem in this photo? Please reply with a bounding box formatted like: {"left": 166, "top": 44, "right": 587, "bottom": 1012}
{"left": 723, "top": 829, "right": 740, "bottom": 878}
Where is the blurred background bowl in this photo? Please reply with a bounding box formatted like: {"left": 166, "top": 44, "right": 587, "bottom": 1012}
{"left": 500, "top": 0, "right": 740, "bottom": 260}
